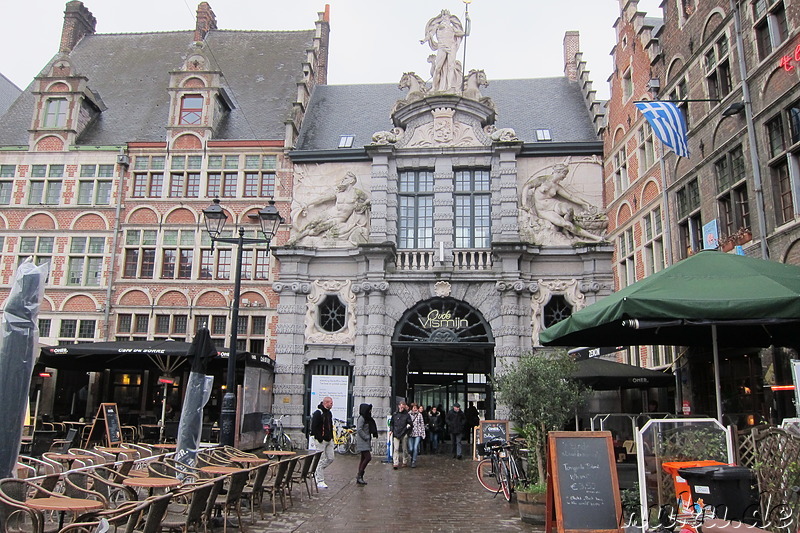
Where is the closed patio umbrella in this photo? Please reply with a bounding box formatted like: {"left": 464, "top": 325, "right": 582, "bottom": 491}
{"left": 174, "top": 328, "right": 216, "bottom": 470}
{"left": 0, "top": 259, "right": 48, "bottom": 478}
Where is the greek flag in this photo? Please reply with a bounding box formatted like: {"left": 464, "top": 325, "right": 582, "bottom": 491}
{"left": 635, "top": 101, "right": 690, "bottom": 158}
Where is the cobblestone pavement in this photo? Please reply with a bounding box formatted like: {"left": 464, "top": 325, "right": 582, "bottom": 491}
{"left": 246, "top": 450, "right": 542, "bottom": 532}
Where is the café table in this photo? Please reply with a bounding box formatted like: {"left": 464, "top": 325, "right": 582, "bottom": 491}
{"left": 95, "top": 446, "right": 131, "bottom": 460}
{"left": 199, "top": 465, "right": 246, "bottom": 476}
{"left": 259, "top": 450, "right": 296, "bottom": 457}
{"left": 27, "top": 496, "right": 104, "bottom": 529}
{"left": 232, "top": 456, "right": 271, "bottom": 466}
{"left": 122, "top": 476, "right": 181, "bottom": 497}
{"left": 149, "top": 443, "right": 177, "bottom": 452}
{"left": 47, "top": 453, "right": 95, "bottom": 469}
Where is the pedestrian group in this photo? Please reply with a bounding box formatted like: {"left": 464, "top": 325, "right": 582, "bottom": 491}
{"left": 310, "top": 396, "right": 481, "bottom": 487}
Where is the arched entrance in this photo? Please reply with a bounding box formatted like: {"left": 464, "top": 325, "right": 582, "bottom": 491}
{"left": 392, "top": 297, "right": 495, "bottom": 417}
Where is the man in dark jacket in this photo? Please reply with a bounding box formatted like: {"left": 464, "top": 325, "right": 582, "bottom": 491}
{"left": 389, "top": 401, "right": 412, "bottom": 469}
{"left": 446, "top": 403, "right": 467, "bottom": 459}
{"left": 428, "top": 406, "right": 444, "bottom": 454}
{"left": 310, "top": 396, "right": 334, "bottom": 488}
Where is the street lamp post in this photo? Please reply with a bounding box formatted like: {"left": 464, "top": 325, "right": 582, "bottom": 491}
{"left": 202, "top": 198, "right": 283, "bottom": 447}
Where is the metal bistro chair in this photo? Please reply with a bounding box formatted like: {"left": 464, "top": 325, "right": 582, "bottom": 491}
{"left": 291, "top": 452, "right": 319, "bottom": 499}
{"left": 261, "top": 458, "right": 290, "bottom": 516}
{"left": 157, "top": 481, "right": 215, "bottom": 533}
{"left": 240, "top": 461, "right": 270, "bottom": 522}
{"left": 210, "top": 469, "right": 250, "bottom": 533}
{"left": 58, "top": 499, "right": 149, "bottom": 533}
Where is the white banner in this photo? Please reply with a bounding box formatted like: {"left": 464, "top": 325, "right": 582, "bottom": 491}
{"left": 310, "top": 375, "right": 349, "bottom": 422}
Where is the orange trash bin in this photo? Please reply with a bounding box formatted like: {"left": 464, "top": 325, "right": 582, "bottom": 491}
{"left": 661, "top": 460, "right": 728, "bottom": 531}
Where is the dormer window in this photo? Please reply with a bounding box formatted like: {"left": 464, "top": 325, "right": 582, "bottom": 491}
{"left": 44, "top": 98, "right": 68, "bottom": 128}
{"left": 180, "top": 95, "right": 204, "bottom": 125}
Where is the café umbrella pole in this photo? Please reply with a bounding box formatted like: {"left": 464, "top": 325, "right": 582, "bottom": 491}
{"left": 0, "top": 258, "right": 48, "bottom": 478}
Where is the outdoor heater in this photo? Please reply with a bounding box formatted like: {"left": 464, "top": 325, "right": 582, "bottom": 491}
{"left": 202, "top": 198, "right": 283, "bottom": 447}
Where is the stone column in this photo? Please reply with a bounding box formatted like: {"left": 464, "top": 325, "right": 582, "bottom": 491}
{"left": 434, "top": 157, "right": 454, "bottom": 262}
{"left": 271, "top": 279, "right": 311, "bottom": 442}
{"left": 492, "top": 144, "right": 522, "bottom": 242}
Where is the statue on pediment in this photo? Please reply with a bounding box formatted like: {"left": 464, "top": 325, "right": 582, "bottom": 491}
{"left": 421, "top": 10, "right": 465, "bottom": 93}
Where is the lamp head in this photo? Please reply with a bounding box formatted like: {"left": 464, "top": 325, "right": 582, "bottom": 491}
{"left": 258, "top": 200, "right": 284, "bottom": 241}
{"left": 202, "top": 198, "right": 228, "bottom": 239}
{"left": 722, "top": 102, "right": 745, "bottom": 117}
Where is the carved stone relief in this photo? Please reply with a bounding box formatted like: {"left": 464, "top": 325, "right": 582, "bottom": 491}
{"left": 519, "top": 162, "right": 608, "bottom": 245}
{"left": 306, "top": 280, "right": 357, "bottom": 345}
{"left": 287, "top": 168, "right": 371, "bottom": 248}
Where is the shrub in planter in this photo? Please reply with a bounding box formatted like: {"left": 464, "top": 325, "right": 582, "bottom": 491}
{"left": 516, "top": 482, "right": 547, "bottom": 525}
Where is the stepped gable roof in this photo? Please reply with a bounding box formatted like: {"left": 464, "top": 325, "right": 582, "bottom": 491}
{"left": 295, "top": 76, "right": 600, "bottom": 152}
{"left": 0, "top": 72, "right": 21, "bottom": 118}
{"left": 0, "top": 29, "right": 314, "bottom": 146}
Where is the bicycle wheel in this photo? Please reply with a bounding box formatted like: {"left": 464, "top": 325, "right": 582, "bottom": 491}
{"left": 499, "top": 458, "right": 513, "bottom": 502}
{"left": 334, "top": 437, "right": 349, "bottom": 455}
{"left": 476, "top": 458, "right": 501, "bottom": 493}
{"left": 278, "top": 432, "right": 293, "bottom": 451}
{"left": 506, "top": 454, "right": 522, "bottom": 491}
{"left": 347, "top": 433, "right": 358, "bottom": 455}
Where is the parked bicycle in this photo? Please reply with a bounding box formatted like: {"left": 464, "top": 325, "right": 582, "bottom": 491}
{"left": 262, "top": 414, "right": 293, "bottom": 457}
{"left": 476, "top": 438, "right": 527, "bottom": 501}
{"left": 332, "top": 418, "right": 357, "bottom": 455}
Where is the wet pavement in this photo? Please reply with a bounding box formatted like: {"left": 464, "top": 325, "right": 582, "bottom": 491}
{"left": 247, "top": 449, "right": 542, "bottom": 532}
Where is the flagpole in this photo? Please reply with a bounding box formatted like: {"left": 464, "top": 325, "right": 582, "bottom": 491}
{"left": 461, "top": 0, "right": 471, "bottom": 93}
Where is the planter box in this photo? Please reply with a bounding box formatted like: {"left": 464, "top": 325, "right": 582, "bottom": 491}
{"left": 517, "top": 491, "right": 546, "bottom": 525}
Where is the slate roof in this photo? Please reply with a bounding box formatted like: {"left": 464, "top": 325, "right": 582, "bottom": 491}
{"left": 643, "top": 16, "right": 664, "bottom": 38}
{"left": 0, "top": 29, "right": 314, "bottom": 146}
{"left": 295, "top": 76, "right": 600, "bottom": 151}
{"left": 0, "top": 73, "right": 21, "bottom": 118}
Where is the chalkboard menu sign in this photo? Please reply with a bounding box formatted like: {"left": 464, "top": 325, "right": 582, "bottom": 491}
{"left": 547, "top": 431, "right": 622, "bottom": 533}
{"left": 85, "top": 403, "right": 122, "bottom": 447}
{"left": 479, "top": 420, "right": 509, "bottom": 444}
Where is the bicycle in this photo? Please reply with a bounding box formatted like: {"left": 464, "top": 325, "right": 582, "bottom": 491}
{"left": 262, "top": 414, "right": 293, "bottom": 457}
{"left": 332, "top": 418, "right": 357, "bottom": 455}
{"left": 476, "top": 438, "right": 527, "bottom": 501}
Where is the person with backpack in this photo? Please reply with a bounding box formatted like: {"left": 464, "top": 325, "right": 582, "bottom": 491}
{"left": 310, "top": 396, "right": 334, "bottom": 488}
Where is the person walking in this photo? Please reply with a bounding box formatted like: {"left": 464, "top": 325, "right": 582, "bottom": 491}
{"left": 310, "top": 396, "right": 334, "bottom": 488}
{"left": 355, "top": 403, "right": 378, "bottom": 485}
{"left": 390, "top": 401, "right": 412, "bottom": 470}
{"left": 428, "top": 405, "right": 444, "bottom": 454}
{"left": 465, "top": 401, "right": 480, "bottom": 444}
{"left": 408, "top": 403, "right": 426, "bottom": 467}
{"left": 446, "top": 403, "right": 466, "bottom": 459}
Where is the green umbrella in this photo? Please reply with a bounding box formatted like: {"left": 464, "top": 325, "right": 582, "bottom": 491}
{"left": 540, "top": 250, "right": 800, "bottom": 421}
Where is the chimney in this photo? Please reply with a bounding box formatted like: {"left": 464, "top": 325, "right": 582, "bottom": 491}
{"left": 60, "top": 1, "right": 96, "bottom": 53}
{"left": 563, "top": 31, "right": 580, "bottom": 82}
{"left": 195, "top": 2, "right": 218, "bottom": 42}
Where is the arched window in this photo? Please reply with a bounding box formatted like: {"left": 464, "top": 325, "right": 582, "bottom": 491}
{"left": 179, "top": 95, "right": 203, "bottom": 125}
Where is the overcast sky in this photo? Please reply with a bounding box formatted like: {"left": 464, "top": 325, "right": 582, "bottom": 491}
{"left": 1, "top": 1, "right": 663, "bottom": 100}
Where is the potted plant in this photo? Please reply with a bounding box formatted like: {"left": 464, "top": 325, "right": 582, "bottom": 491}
{"left": 515, "top": 480, "right": 548, "bottom": 524}
{"left": 493, "top": 350, "right": 588, "bottom": 522}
